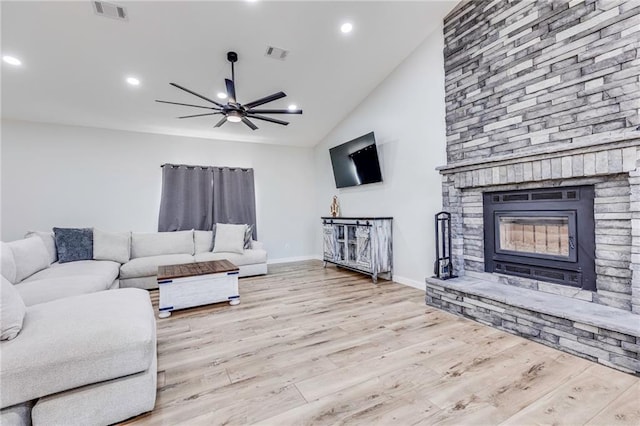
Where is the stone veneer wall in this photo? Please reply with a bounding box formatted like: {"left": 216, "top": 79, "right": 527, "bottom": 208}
{"left": 438, "top": 0, "right": 640, "bottom": 312}
{"left": 444, "top": 0, "right": 639, "bottom": 161}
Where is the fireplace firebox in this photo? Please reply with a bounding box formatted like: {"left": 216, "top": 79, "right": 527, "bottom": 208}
{"left": 483, "top": 186, "right": 595, "bottom": 291}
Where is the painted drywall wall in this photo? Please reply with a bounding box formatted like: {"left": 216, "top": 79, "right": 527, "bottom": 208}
{"left": 1, "top": 119, "right": 316, "bottom": 261}
{"left": 314, "top": 26, "right": 447, "bottom": 289}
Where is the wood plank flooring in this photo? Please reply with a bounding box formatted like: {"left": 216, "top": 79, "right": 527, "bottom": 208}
{"left": 121, "top": 260, "right": 640, "bottom": 425}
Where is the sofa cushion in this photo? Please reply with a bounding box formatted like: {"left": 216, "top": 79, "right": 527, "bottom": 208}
{"left": 1, "top": 243, "right": 17, "bottom": 284}
{"left": 194, "top": 230, "right": 213, "bottom": 254}
{"left": 24, "top": 231, "right": 57, "bottom": 264}
{"left": 212, "top": 224, "right": 246, "bottom": 254}
{"left": 0, "top": 288, "right": 156, "bottom": 409}
{"left": 120, "top": 254, "right": 194, "bottom": 279}
{"left": 131, "top": 230, "right": 194, "bottom": 258}
{"left": 53, "top": 227, "right": 93, "bottom": 263}
{"left": 16, "top": 276, "right": 116, "bottom": 307}
{"left": 93, "top": 229, "right": 131, "bottom": 264}
{"left": 6, "top": 238, "right": 50, "bottom": 283}
{"left": 1, "top": 277, "right": 26, "bottom": 341}
{"left": 193, "top": 249, "right": 267, "bottom": 266}
{"left": 24, "top": 260, "right": 120, "bottom": 284}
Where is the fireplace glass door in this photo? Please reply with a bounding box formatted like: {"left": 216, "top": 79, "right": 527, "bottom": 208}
{"left": 494, "top": 211, "right": 577, "bottom": 263}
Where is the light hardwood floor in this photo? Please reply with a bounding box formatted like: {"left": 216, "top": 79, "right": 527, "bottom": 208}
{"left": 122, "top": 260, "right": 640, "bottom": 425}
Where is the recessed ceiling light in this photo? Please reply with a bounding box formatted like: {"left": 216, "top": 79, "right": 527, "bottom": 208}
{"left": 340, "top": 22, "right": 353, "bottom": 34}
{"left": 126, "top": 76, "right": 140, "bottom": 86}
{"left": 2, "top": 55, "right": 22, "bottom": 66}
{"left": 217, "top": 92, "right": 228, "bottom": 99}
{"left": 288, "top": 104, "right": 298, "bottom": 111}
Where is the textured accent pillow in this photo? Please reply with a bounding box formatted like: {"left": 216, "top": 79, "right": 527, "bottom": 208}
{"left": 93, "top": 229, "right": 131, "bottom": 264}
{"left": 1, "top": 276, "right": 26, "bottom": 340}
{"left": 212, "top": 224, "right": 246, "bottom": 254}
{"left": 53, "top": 227, "right": 93, "bottom": 263}
{"left": 244, "top": 225, "right": 253, "bottom": 249}
{"left": 24, "top": 231, "right": 57, "bottom": 264}
{"left": 7, "top": 237, "right": 50, "bottom": 282}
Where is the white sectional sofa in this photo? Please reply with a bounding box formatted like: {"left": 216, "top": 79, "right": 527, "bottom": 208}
{"left": 0, "top": 228, "right": 267, "bottom": 425}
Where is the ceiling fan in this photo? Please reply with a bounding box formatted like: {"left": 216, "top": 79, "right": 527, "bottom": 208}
{"left": 156, "top": 51, "right": 302, "bottom": 131}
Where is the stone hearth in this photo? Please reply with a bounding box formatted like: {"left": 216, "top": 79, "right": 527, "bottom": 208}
{"left": 425, "top": 0, "right": 640, "bottom": 374}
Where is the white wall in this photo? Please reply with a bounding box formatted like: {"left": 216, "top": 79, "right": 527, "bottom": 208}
{"left": 314, "top": 26, "right": 447, "bottom": 289}
{"left": 1, "top": 119, "right": 317, "bottom": 261}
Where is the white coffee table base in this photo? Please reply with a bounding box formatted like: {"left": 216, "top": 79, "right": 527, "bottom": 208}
{"left": 158, "top": 270, "right": 239, "bottom": 317}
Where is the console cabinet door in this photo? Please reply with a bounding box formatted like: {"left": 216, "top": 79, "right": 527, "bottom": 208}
{"left": 323, "top": 225, "right": 336, "bottom": 261}
{"left": 355, "top": 226, "right": 372, "bottom": 270}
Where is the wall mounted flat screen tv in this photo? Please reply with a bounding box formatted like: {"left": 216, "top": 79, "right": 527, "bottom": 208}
{"left": 329, "top": 132, "right": 383, "bottom": 189}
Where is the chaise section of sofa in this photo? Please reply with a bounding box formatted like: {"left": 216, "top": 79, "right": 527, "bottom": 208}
{"left": 0, "top": 288, "right": 157, "bottom": 426}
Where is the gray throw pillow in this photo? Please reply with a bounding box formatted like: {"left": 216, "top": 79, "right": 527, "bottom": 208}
{"left": 53, "top": 227, "right": 93, "bottom": 263}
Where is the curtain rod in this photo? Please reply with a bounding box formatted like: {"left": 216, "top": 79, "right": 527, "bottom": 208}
{"left": 161, "top": 163, "right": 252, "bottom": 172}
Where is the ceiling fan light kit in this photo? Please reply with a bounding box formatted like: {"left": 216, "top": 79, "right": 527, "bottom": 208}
{"left": 156, "top": 51, "right": 302, "bottom": 131}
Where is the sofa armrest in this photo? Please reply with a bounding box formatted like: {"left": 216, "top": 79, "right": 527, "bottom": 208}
{"left": 250, "top": 240, "right": 264, "bottom": 250}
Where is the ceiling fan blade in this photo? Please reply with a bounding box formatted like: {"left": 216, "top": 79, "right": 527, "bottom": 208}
{"left": 178, "top": 112, "right": 222, "bottom": 119}
{"left": 170, "top": 83, "right": 225, "bottom": 107}
{"left": 214, "top": 117, "right": 227, "bottom": 128}
{"left": 243, "top": 92, "right": 286, "bottom": 109}
{"left": 246, "top": 114, "right": 289, "bottom": 126}
{"left": 246, "top": 109, "right": 303, "bottom": 114}
{"left": 156, "top": 100, "right": 221, "bottom": 110}
{"left": 242, "top": 117, "right": 258, "bottom": 131}
{"left": 225, "top": 79, "right": 237, "bottom": 103}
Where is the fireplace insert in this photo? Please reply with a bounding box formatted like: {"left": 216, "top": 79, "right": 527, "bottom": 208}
{"left": 483, "top": 186, "right": 595, "bottom": 290}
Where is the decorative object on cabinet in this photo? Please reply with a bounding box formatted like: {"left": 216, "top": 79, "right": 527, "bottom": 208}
{"left": 330, "top": 196, "right": 340, "bottom": 218}
{"left": 321, "top": 217, "right": 392, "bottom": 283}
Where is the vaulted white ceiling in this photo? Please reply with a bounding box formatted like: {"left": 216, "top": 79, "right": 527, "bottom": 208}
{"left": 1, "top": 1, "right": 455, "bottom": 147}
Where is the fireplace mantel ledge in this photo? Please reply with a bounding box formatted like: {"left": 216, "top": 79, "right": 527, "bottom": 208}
{"left": 437, "top": 137, "right": 640, "bottom": 175}
{"left": 425, "top": 275, "right": 640, "bottom": 337}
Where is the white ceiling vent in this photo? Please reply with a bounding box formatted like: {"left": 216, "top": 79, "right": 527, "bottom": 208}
{"left": 92, "top": 1, "right": 128, "bottom": 21}
{"left": 265, "top": 46, "right": 289, "bottom": 61}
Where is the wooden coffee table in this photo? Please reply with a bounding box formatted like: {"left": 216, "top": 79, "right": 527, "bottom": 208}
{"left": 157, "top": 259, "right": 240, "bottom": 318}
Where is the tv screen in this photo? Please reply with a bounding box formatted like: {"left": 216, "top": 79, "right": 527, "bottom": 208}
{"left": 329, "top": 132, "right": 383, "bottom": 189}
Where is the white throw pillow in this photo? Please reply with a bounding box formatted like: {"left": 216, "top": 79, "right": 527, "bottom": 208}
{"left": 212, "top": 224, "right": 246, "bottom": 254}
{"left": 93, "top": 229, "right": 131, "bottom": 264}
{"left": 1, "top": 242, "right": 17, "bottom": 283}
{"left": 25, "top": 231, "right": 58, "bottom": 264}
{"left": 7, "top": 237, "right": 50, "bottom": 283}
{"left": 1, "top": 276, "right": 26, "bottom": 340}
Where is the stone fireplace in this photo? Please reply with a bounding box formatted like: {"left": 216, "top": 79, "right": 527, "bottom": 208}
{"left": 425, "top": 0, "right": 640, "bottom": 374}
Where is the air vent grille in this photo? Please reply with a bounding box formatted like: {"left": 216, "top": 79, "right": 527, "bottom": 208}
{"left": 93, "top": 1, "right": 128, "bottom": 21}
{"left": 265, "top": 46, "right": 289, "bottom": 61}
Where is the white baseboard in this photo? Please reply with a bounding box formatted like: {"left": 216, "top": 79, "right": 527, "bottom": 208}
{"left": 267, "top": 255, "right": 322, "bottom": 265}
{"left": 392, "top": 275, "right": 425, "bottom": 291}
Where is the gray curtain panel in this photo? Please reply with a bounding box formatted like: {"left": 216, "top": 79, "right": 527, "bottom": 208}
{"left": 212, "top": 167, "right": 257, "bottom": 239}
{"left": 158, "top": 165, "right": 213, "bottom": 232}
{"left": 158, "top": 165, "right": 257, "bottom": 239}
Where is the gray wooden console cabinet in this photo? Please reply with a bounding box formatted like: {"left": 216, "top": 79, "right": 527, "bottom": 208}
{"left": 321, "top": 217, "right": 393, "bottom": 283}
